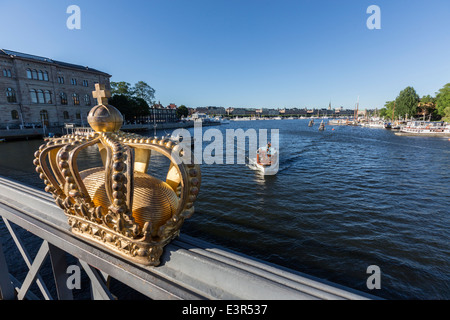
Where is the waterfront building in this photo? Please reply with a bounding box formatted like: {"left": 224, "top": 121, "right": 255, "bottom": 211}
{"left": 225, "top": 107, "right": 257, "bottom": 117}
{"left": 0, "top": 49, "right": 111, "bottom": 129}
{"left": 147, "top": 101, "right": 178, "bottom": 123}
{"left": 257, "top": 108, "right": 282, "bottom": 116}
{"left": 195, "top": 106, "right": 226, "bottom": 116}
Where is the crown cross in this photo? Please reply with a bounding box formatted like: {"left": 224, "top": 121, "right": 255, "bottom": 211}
{"left": 92, "top": 83, "right": 111, "bottom": 105}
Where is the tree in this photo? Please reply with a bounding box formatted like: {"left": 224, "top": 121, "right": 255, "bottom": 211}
{"left": 395, "top": 86, "right": 419, "bottom": 119}
{"left": 109, "top": 80, "right": 155, "bottom": 121}
{"left": 111, "top": 81, "right": 133, "bottom": 96}
{"left": 436, "top": 83, "right": 450, "bottom": 120}
{"left": 109, "top": 94, "right": 134, "bottom": 120}
{"left": 417, "top": 95, "right": 436, "bottom": 120}
{"left": 109, "top": 94, "right": 150, "bottom": 122}
{"left": 383, "top": 101, "right": 395, "bottom": 120}
{"left": 176, "top": 105, "right": 189, "bottom": 119}
{"left": 133, "top": 97, "right": 151, "bottom": 118}
{"left": 443, "top": 107, "right": 450, "bottom": 122}
{"left": 133, "top": 81, "right": 156, "bottom": 106}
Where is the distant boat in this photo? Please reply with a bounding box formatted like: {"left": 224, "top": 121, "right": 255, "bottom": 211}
{"left": 327, "top": 119, "right": 348, "bottom": 126}
{"left": 214, "top": 116, "right": 230, "bottom": 124}
{"left": 362, "top": 120, "right": 385, "bottom": 128}
{"left": 189, "top": 112, "right": 221, "bottom": 125}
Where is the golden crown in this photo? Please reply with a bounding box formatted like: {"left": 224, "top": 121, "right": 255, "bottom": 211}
{"left": 33, "top": 84, "right": 201, "bottom": 266}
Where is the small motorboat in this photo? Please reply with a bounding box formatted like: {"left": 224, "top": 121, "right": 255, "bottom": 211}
{"left": 254, "top": 144, "right": 279, "bottom": 175}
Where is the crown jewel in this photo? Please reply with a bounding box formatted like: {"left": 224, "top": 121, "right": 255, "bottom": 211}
{"left": 33, "top": 84, "right": 201, "bottom": 266}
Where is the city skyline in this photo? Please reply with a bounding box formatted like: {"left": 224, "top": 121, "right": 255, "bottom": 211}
{"left": 1, "top": 0, "right": 449, "bottom": 110}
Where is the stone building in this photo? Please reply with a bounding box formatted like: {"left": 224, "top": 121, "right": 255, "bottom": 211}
{"left": 0, "top": 49, "right": 111, "bottom": 129}
{"left": 148, "top": 101, "right": 178, "bottom": 123}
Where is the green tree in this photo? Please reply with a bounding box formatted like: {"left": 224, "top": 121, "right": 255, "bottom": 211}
{"left": 133, "top": 81, "right": 156, "bottom": 106}
{"left": 133, "top": 97, "right": 151, "bottom": 118}
{"left": 111, "top": 81, "right": 134, "bottom": 96}
{"left": 109, "top": 95, "right": 150, "bottom": 122}
{"left": 443, "top": 107, "right": 450, "bottom": 122}
{"left": 383, "top": 100, "right": 395, "bottom": 120}
{"left": 436, "top": 83, "right": 450, "bottom": 120}
{"left": 417, "top": 95, "right": 437, "bottom": 120}
{"left": 395, "top": 86, "right": 419, "bottom": 119}
{"left": 109, "top": 94, "right": 134, "bottom": 120}
{"left": 176, "top": 105, "right": 189, "bottom": 118}
{"left": 109, "top": 80, "right": 155, "bottom": 121}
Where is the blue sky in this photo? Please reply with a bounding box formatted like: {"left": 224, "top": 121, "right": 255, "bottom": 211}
{"left": 1, "top": 0, "right": 449, "bottom": 110}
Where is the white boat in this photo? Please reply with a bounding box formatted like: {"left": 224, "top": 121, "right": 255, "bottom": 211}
{"left": 252, "top": 145, "right": 279, "bottom": 175}
{"left": 395, "top": 121, "right": 450, "bottom": 137}
{"left": 189, "top": 113, "right": 221, "bottom": 124}
{"left": 327, "top": 119, "right": 348, "bottom": 126}
{"left": 232, "top": 117, "right": 251, "bottom": 121}
{"left": 214, "top": 116, "right": 230, "bottom": 124}
{"left": 362, "top": 120, "right": 385, "bottom": 128}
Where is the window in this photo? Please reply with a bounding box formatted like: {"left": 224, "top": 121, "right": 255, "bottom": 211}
{"left": 11, "top": 110, "right": 19, "bottom": 120}
{"left": 37, "top": 90, "right": 44, "bottom": 104}
{"left": 27, "top": 69, "right": 32, "bottom": 79}
{"left": 82, "top": 80, "right": 89, "bottom": 87}
{"left": 60, "top": 92, "right": 68, "bottom": 105}
{"left": 63, "top": 111, "right": 70, "bottom": 120}
{"left": 3, "top": 69, "right": 11, "bottom": 77}
{"left": 58, "top": 76, "right": 64, "bottom": 84}
{"left": 32, "top": 69, "right": 38, "bottom": 80}
{"left": 43, "top": 71, "right": 49, "bottom": 81}
{"left": 71, "top": 78, "right": 77, "bottom": 85}
{"left": 30, "top": 89, "right": 38, "bottom": 103}
{"left": 44, "top": 90, "right": 52, "bottom": 104}
{"left": 6, "top": 88, "right": 17, "bottom": 103}
{"left": 38, "top": 70, "right": 43, "bottom": 81}
{"left": 76, "top": 111, "right": 81, "bottom": 120}
{"left": 84, "top": 94, "right": 91, "bottom": 106}
{"left": 72, "top": 93, "right": 80, "bottom": 105}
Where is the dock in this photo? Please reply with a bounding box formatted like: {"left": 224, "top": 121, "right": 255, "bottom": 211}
{"left": 0, "top": 176, "right": 377, "bottom": 300}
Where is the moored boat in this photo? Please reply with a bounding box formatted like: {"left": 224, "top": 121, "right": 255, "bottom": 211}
{"left": 395, "top": 121, "right": 450, "bottom": 137}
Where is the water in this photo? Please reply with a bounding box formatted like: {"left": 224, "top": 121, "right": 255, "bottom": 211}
{"left": 0, "top": 119, "right": 449, "bottom": 300}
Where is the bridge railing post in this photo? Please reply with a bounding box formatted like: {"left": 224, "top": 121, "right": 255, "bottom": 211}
{"left": 0, "top": 240, "right": 15, "bottom": 300}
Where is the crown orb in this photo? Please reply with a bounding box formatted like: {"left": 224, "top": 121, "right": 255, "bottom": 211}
{"left": 87, "top": 104, "right": 123, "bottom": 133}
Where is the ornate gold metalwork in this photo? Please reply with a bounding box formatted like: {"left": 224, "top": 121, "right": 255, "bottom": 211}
{"left": 33, "top": 84, "right": 201, "bottom": 266}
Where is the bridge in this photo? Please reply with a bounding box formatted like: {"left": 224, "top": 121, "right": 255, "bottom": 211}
{"left": 0, "top": 176, "right": 377, "bottom": 300}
